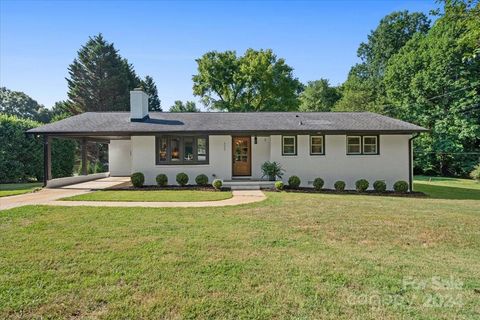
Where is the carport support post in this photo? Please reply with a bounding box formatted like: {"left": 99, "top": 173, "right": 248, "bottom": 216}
{"left": 43, "top": 135, "right": 52, "bottom": 187}
{"left": 81, "top": 138, "right": 88, "bottom": 175}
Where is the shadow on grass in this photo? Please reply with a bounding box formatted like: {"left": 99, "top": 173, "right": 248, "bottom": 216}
{"left": 414, "top": 183, "right": 480, "bottom": 200}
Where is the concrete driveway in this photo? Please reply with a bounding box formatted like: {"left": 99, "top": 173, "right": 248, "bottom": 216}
{"left": 0, "top": 177, "right": 130, "bottom": 210}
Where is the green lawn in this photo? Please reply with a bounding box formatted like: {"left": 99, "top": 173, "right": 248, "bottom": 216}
{"left": 0, "top": 183, "right": 42, "bottom": 198}
{"left": 1, "top": 191, "right": 479, "bottom": 319}
{"left": 61, "top": 190, "right": 233, "bottom": 202}
{"left": 414, "top": 175, "right": 480, "bottom": 200}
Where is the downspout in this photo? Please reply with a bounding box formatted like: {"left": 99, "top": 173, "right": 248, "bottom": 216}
{"left": 408, "top": 133, "right": 420, "bottom": 192}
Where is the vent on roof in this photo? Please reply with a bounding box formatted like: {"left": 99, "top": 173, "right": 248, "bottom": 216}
{"left": 301, "top": 120, "right": 332, "bottom": 126}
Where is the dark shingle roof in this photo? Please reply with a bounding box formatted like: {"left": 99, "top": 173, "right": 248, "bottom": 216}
{"left": 27, "top": 112, "right": 427, "bottom": 135}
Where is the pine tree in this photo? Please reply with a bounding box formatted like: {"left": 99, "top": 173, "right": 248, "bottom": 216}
{"left": 66, "top": 34, "right": 141, "bottom": 114}
{"left": 141, "top": 75, "right": 162, "bottom": 111}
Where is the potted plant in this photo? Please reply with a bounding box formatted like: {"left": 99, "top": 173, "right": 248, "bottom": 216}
{"left": 261, "top": 161, "right": 285, "bottom": 181}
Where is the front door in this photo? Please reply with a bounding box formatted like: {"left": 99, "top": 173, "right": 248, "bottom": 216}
{"left": 232, "top": 136, "right": 251, "bottom": 176}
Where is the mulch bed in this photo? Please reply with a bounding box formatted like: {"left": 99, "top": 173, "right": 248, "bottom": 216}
{"left": 274, "top": 187, "right": 426, "bottom": 197}
{"left": 103, "top": 185, "right": 230, "bottom": 192}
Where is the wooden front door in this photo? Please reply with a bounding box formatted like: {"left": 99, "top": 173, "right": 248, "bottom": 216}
{"left": 232, "top": 136, "right": 251, "bottom": 176}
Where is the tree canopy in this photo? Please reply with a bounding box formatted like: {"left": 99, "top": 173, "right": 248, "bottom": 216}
{"left": 0, "top": 87, "right": 52, "bottom": 123}
{"left": 65, "top": 34, "right": 141, "bottom": 114}
{"left": 334, "top": 10, "right": 431, "bottom": 113}
{"left": 141, "top": 75, "right": 162, "bottom": 111}
{"left": 384, "top": 1, "right": 479, "bottom": 176}
{"left": 193, "top": 49, "right": 303, "bottom": 111}
{"left": 169, "top": 100, "right": 200, "bottom": 112}
{"left": 299, "top": 79, "right": 341, "bottom": 112}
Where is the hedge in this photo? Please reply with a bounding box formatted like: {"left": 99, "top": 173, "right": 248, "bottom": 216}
{"left": 0, "top": 114, "right": 75, "bottom": 183}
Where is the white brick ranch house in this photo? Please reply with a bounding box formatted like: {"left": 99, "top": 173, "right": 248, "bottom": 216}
{"left": 28, "top": 89, "right": 427, "bottom": 190}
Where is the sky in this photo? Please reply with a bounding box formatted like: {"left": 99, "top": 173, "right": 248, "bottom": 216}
{"left": 0, "top": 0, "right": 437, "bottom": 110}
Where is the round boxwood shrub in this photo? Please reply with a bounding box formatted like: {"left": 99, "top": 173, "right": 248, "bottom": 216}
{"left": 212, "top": 179, "right": 223, "bottom": 190}
{"left": 355, "top": 179, "right": 369, "bottom": 192}
{"left": 131, "top": 172, "right": 145, "bottom": 188}
{"left": 334, "top": 180, "right": 346, "bottom": 191}
{"left": 176, "top": 172, "right": 189, "bottom": 186}
{"left": 313, "top": 178, "right": 324, "bottom": 191}
{"left": 288, "top": 176, "right": 301, "bottom": 189}
{"left": 156, "top": 174, "right": 168, "bottom": 186}
{"left": 195, "top": 174, "right": 209, "bottom": 186}
{"left": 274, "top": 181, "right": 284, "bottom": 191}
{"left": 393, "top": 180, "right": 409, "bottom": 193}
{"left": 373, "top": 180, "right": 386, "bottom": 192}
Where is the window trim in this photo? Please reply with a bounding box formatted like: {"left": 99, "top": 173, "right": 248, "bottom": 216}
{"left": 346, "top": 135, "right": 380, "bottom": 155}
{"left": 346, "top": 136, "right": 362, "bottom": 155}
{"left": 362, "top": 135, "right": 378, "bottom": 155}
{"left": 309, "top": 135, "right": 325, "bottom": 155}
{"left": 282, "top": 135, "right": 297, "bottom": 156}
{"left": 155, "top": 135, "right": 209, "bottom": 165}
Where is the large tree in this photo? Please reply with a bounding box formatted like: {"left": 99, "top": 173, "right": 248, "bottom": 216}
{"left": 384, "top": 1, "right": 480, "bottom": 176}
{"left": 0, "top": 87, "right": 51, "bottom": 122}
{"left": 299, "top": 79, "right": 341, "bottom": 112}
{"left": 334, "top": 11, "right": 430, "bottom": 113}
{"left": 169, "top": 100, "right": 200, "bottom": 112}
{"left": 141, "top": 75, "right": 162, "bottom": 111}
{"left": 193, "top": 49, "right": 303, "bottom": 111}
{"left": 66, "top": 34, "right": 141, "bottom": 114}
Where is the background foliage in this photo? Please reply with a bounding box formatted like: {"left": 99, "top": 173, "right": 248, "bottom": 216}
{"left": 0, "top": 114, "right": 75, "bottom": 183}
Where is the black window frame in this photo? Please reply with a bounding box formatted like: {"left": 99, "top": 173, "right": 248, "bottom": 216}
{"left": 155, "top": 135, "right": 209, "bottom": 165}
{"left": 346, "top": 135, "right": 380, "bottom": 155}
{"left": 282, "top": 135, "right": 297, "bottom": 156}
{"left": 309, "top": 135, "right": 325, "bottom": 155}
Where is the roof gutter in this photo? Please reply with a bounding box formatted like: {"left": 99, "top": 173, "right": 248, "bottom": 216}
{"left": 408, "top": 133, "right": 421, "bottom": 192}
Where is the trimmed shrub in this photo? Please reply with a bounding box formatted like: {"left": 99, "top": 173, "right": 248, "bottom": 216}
{"left": 176, "top": 172, "right": 189, "bottom": 186}
{"left": 288, "top": 175, "right": 301, "bottom": 189}
{"left": 355, "top": 179, "right": 369, "bottom": 192}
{"left": 334, "top": 180, "right": 346, "bottom": 191}
{"left": 373, "top": 180, "right": 387, "bottom": 192}
{"left": 156, "top": 174, "right": 168, "bottom": 186}
{"left": 212, "top": 179, "right": 223, "bottom": 190}
{"left": 393, "top": 180, "right": 409, "bottom": 193}
{"left": 274, "top": 181, "right": 284, "bottom": 191}
{"left": 195, "top": 174, "right": 209, "bottom": 186}
{"left": 470, "top": 164, "right": 480, "bottom": 182}
{"left": 313, "top": 178, "right": 324, "bottom": 191}
{"left": 131, "top": 172, "right": 145, "bottom": 187}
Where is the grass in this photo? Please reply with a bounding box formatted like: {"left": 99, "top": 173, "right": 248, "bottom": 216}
{"left": 61, "top": 190, "right": 233, "bottom": 202}
{"left": 0, "top": 183, "right": 42, "bottom": 198}
{"left": 414, "top": 175, "right": 480, "bottom": 200}
{"left": 1, "top": 191, "right": 479, "bottom": 319}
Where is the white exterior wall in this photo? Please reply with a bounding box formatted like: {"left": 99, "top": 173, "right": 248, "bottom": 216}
{"left": 109, "top": 140, "right": 132, "bottom": 176}
{"left": 250, "top": 136, "right": 271, "bottom": 179}
{"left": 131, "top": 135, "right": 232, "bottom": 185}
{"left": 114, "top": 133, "right": 410, "bottom": 189}
{"left": 270, "top": 134, "right": 411, "bottom": 190}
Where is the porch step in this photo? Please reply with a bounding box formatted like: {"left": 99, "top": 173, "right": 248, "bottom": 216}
{"left": 223, "top": 180, "right": 275, "bottom": 190}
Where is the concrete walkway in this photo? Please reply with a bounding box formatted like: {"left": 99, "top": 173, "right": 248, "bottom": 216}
{"left": 0, "top": 177, "right": 266, "bottom": 210}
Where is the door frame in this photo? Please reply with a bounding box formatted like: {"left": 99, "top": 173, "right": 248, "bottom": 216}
{"left": 231, "top": 136, "right": 252, "bottom": 177}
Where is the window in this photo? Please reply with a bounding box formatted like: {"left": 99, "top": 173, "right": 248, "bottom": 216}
{"left": 346, "top": 135, "right": 379, "bottom": 155}
{"left": 155, "top": 136, "right": 208, "bottom": 164}
{"left": 363, "top": 136, "right": 378, "bottom": 154}
{"left": 310, "top": 135, "right": 325, "bottom": 155}
{"left": 347, "top": 136, "right": 361, "bottom": 154}
{"left": 282, "top": 136, "right": 297, "bottom": 155}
